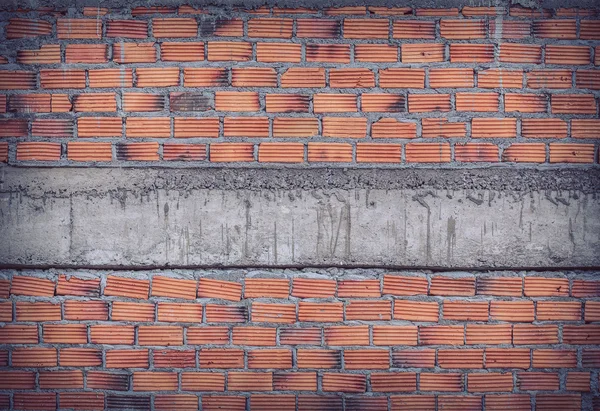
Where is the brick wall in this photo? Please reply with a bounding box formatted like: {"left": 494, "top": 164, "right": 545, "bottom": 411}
{"left": 0, "top": 4, "right": 598, "bottom": 165}
{"left": 0, "top": 269, "right": 598, "bottom": 410}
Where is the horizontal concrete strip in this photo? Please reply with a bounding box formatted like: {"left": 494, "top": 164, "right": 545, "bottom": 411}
{"left": 1, "top": 166, "right": 599, "bottom": 269}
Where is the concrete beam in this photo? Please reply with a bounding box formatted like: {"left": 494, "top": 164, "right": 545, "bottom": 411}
{"left": 1, "top": 166, "right": 599, "bottom": 269}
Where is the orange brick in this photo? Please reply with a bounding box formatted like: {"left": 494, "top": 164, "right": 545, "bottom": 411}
{"left": 281, "top": 67, "right": 325, "bottom": 88}
{"left": 111, "top": 301, "right": 155, "bottom": 321}
{"left": 184, "top": 67, "right": 227, "bottom": 87}
{"left": 0, "top": 71, "right": 36, "bottom": 89}
{"left": 132, "top": 6, "right": 176, "bottom": 15}
{"left": 0, "top": 144, "right": 7, "bottom": 163}
{"left": 324, "top": 6, "right": 366, "bottom": 15}
{"left": 249, "top": 349, "right": 292, "bottom": 369}
{"left": 273, "top": 372, "right": 317, "bottom": 391}
{"left": 248, "top": 18, "right": 293, "bottom": 38}
{"left": 314, "top": 94, "right": 357, "bottom": 113}
{"left": 57, "top": 19, "right": 101, "bottom": 39}
{"left": 151, "top": 276, "right": 197, "bottom": 299}
{"left": 273, "top": 117, "right": 319, "bottom": 137}
{"left": 158, "top": 302, "right": 203, "bottom": 322}
{"left": 533, "top": 349, "right": 577, "bottom": 368}
{"left": 87, "top": 371, "right": 128, "bottom": 390}
{"left": 572, "top": 280, "right": 600, "bottom": 297}
{"left": 550, "top": 143, "right": 595, "bottom": 163}
{"left": 297, "top": 349, "right": 341, "bottom": 368}
{"left": 518, "top": 372, "right": 559, "bottom": 391}
{"left": 74, "top": 92, "right": 117, "bottom": 112}
{"left": 476, "top": 277, "right": 522, "bottom": 296}
{"left": 39, "top": 370, "right": 84, "bottom": 389}
{"left": 90, "top": 325, "right": 134, "bottom": 344}
{"left": 292, "top": 278, "right": 336, "bottom": 298}
{"left": 6, "top": 18, "right": 52, "bottom": 39}
{"left": 32, "top": 118, "right": 73, "bottom": 137}
{"left": 324, "top": 325, "right": 369, "bottom": 346}
{"left": 138, "top": 325, "right": 183, "bottom": 346}
{"left": 205, "top": 304, "right": 246, "bottom": 322}
{"left": 585, "top": 301, "right": 600, "bottom": 322}
{"left": 455, "top": 143, "right": 499, "bottom": 162}
{"left": 155, "top": 349, "right": 196, "bottom": 368}
{"left": 355, "top": 44, "right": 398, "bottom": 62}
{"left": 577, "top": 70, "right": 600, "bottom": 90}
{"left": 357, "top": 143, "right": 402, "bottom": 163}
{"left": 299, "top": 301, "right": 343, "bottom": 322}
{"left": 346, "top": 299, "right": 392, "bottom": 320}
{"left": 456, "top": 92, "right": 499, "bottom": 112}
{"left": 479, "top": 69, "right": 523, "bottom": 89}
{"left": 136, "top": 67, "right": 179, "bottom": 87}
{"left": 505, "top": 93, "right": 547, "bottom": 113}
{"left": 362, "top": 93, "right": 406, "bottom": 112}
{"left": 322, "top": 373, "right": 365, "bottom": 393}
{"left": 15, "top": 301, "right": 60, "bottom": 322}
{"left": 373, "top": 326, "right": 418, "bottom": 346}
{"left": 500, "top": 44, "right": 542, "bottom": 64}
{"left": 502, "top": 143, "right": 546, "bottom": 163}
{"left": 257, "top": 42, "right": 301, "bottom": 63}
{"left": 393, "top": 20, "right": 435, "bottom": 39}
{"left": 65, "top": 44, "right": 108, "bottom": 63}
{"left": 60, "top": 347, "right": 101, "bottom": 367}
{"left": 344, "top": 19, "right": 388, "bottom": 39}
{"left": 394, "top": 300, "right": 439, "bottom": 322}
{"left": 463, "top": 6, "right": 505, "bottom": 16}
{"left": 113, "top": 42, "right": 156, "bottom": 63}
{"left": 429, "top": 68, "right": 474, "bottom": 88}
{"left": 393, "top": 350, "right": 436, "bottom": 368}
{"left": 521, "top": 118, "right": 567, "bottom": 138}
{"left": 344, "top": 349, "right": 389, "bottom": 370}
{"left": 566, "top": 372, "right": 591, "bottom": 392}
{"left": 524, "top": 277, "right": 569, "bottom": 297}
{"left": 174, "top": 117, "right": 219, "bottom": 138}
{"left": 322, "top": 117, "right": 367, "bottom": 138}
{"left": 266, "top": 94, "right": 309, "bottom": 113}
{"left": 451, "top": 44, "right": 494, "bottom": 63}
{"left": 431, "top": 276, "right": 475, "bottom": 296}
{"left": 383, "top": 275, "right": 427, "bottom": 295}
{"left": 43, "top": 324, "right": 87, "bottom": 344}
{"left": 280, "top": 328, "right": 321, "bottom": 345}
{"left": 490, "top": 300, "right": 534, "bottom": 322}
{"left": 466, "top": 324, "right": 512, "bottom": 345}
{"left": 258, "top": 142, "right": 304, "bottom": 163}
{"left": 379, "top": 68, "right": 425, "bottom": 88}
{"left": 77, "top": 117, "right": 122, "bottom": 137}
{"left": 420, "top": 373, "right": 463, "bottom": 392}
{"left": 245, "top": 279, "right": 290, "bottom": 298}
{"left": 232, "top": 326, "right": 277, "bottom": 346}
{"left": 369, "top": 6, "right": 412, "bottom": 15}
{"left": 11, "top": 275, "right": 55, "bottom": 296}
{"left": 251, "top": 302, "right": 296, "bottom": 323}
{"left": 297, "top": 19, "right": 340, "bottom": 38}
{"left": 441, "top": 19, "right": 486, "bottom": 39}
{"left": 64, "top": 300, "right": 108, "bottom": 320}
{"left": 155, "top": 395, "right": 198, "bottom": 411}
{"left": 104, "top": 275, "right": 149, "bottom": 299}
{"left": 390, "top": 396, "right": 436, "bottom": 410}
{"left": 106, "top": 19, "right": 148, "bottom": 38}
{"left": 509, "top": 7, "right": 551, "bottom": 18}
{"left": 371, "top": 118, "right": 416, "bottom": 138}
{"left": 134, "top": 372, "right": 178, "bottom": 391}
{"left": 402, "top": 43, "right": 445, "bottom": 63}
{"left": 223, "top": 117, "right": 269, "bottom": 137}
{"left": 443, "top": 301, "right": 489, "bottom": 321}
{"left": 126, "top": 117, "right": 170, "bottom": 138}
{"left": 513, "top": 324, "right": 559, "bottom": 345}
{"left": 163, "top": 144, "right": 207, "bottom": 161}
{"left": 417, "top": 7, "right": 459, "bottom": 16}
{"left": 228, "top": 372, "right": 272, "bottom": 391}
{"left": 486, "top": 348, "right": 531, "bottom": 369}
{"left": 12, "top": 347, "right": 57, "bottom": 367}
{"left": 231, "top": 67, "right": 276, "bottom": 87}
{"left": 468, "top": 373, "right": 513, "bottom": 392}
{"left": 202, "top": 395, "right": 245, "bottom": 410}
{"left": 0, "top": 371, "right": 35, "bottom": 389}
{"left": 534, "top": 20, "right": 577, "bottom": 39}
{"left": 405, "top": 143, "right": 451, "bottom": 163}
{"left": 527, "top": 69, "right": 572, "bottom": 89}
{"left": 161, "top": 42, "right": 204, "bottom": 62}
{"left": 187, "top": 326, "right": 229, "bottom": 345}
{"left": 408, "top": 94, "right": 451, "bottom": 112}
{"left": 438, "top": 349, "right": 484, "bottom": 369}
{"left": 552, "top": 94, "right": 596, "bottom": 114}
{"left": 200, "top": 18, "right": 243, "bottom": 36}
{"left": 472, "top": 118, "right": 516, "bottom": 138}
{"left": 421, "top": 118, "right": 465, "bottom": 138}
{"left": 153, "top": 18, "right": 198, "bottom": 37}
{"left": 581, "top": 20, "right": 600, "bottom": 39}
{"left": 216, "top": 91, "right": 260, "bottom": 112}
{"left": 208, "top": 41, "right": 252, "bottom": 61}
{"left": 13, "top": 393, "right": 57, "bottom": 410}
{"left": 330, "top": 68, "right": 375, "bottom": 88}
{"left": 17, "top": 44, "right": 61, "bottom": 65}
{"left": 210, "top": 143, "right": 254, "bottom": 162}
{"left": 546, "top": 45, "right": 591, "bottom": 65}
{"left": 306, "top": 44, "right": 350, "bottom": 63}
{"left": 420, "top": 326, "right": 464, "bottom": 345}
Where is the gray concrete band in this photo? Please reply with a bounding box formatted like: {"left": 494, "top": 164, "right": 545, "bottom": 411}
{"left": 1, "top": 166, "right": 599, "bottom": 269}
{"left": 0, "top": 0, "right": 595, "bottom": 11}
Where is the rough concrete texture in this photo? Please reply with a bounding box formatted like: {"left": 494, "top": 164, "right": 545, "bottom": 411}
{"left": 1, "top": 0, "right": 598, "bottom": 11}
{"left": 1, "top": 166, "right": 599, "bottom": 269}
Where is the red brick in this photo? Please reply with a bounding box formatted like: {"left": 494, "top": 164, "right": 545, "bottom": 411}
{"left": 6, "top": 18, "right": 52, "bottom": 39}
{"left": 16, "top": 301, "right": 60, "bottom": 322}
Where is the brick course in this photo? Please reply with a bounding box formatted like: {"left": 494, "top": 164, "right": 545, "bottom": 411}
{"left": 0, "top": 3, "right": 598, "bottom": 165}
{"left": 0, "top": 270, "right": 598, "bottom": 409}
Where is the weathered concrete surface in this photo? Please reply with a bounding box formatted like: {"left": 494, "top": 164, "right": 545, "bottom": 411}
{"left": 1, "top": 166, "right": 599, "bottom": 269}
